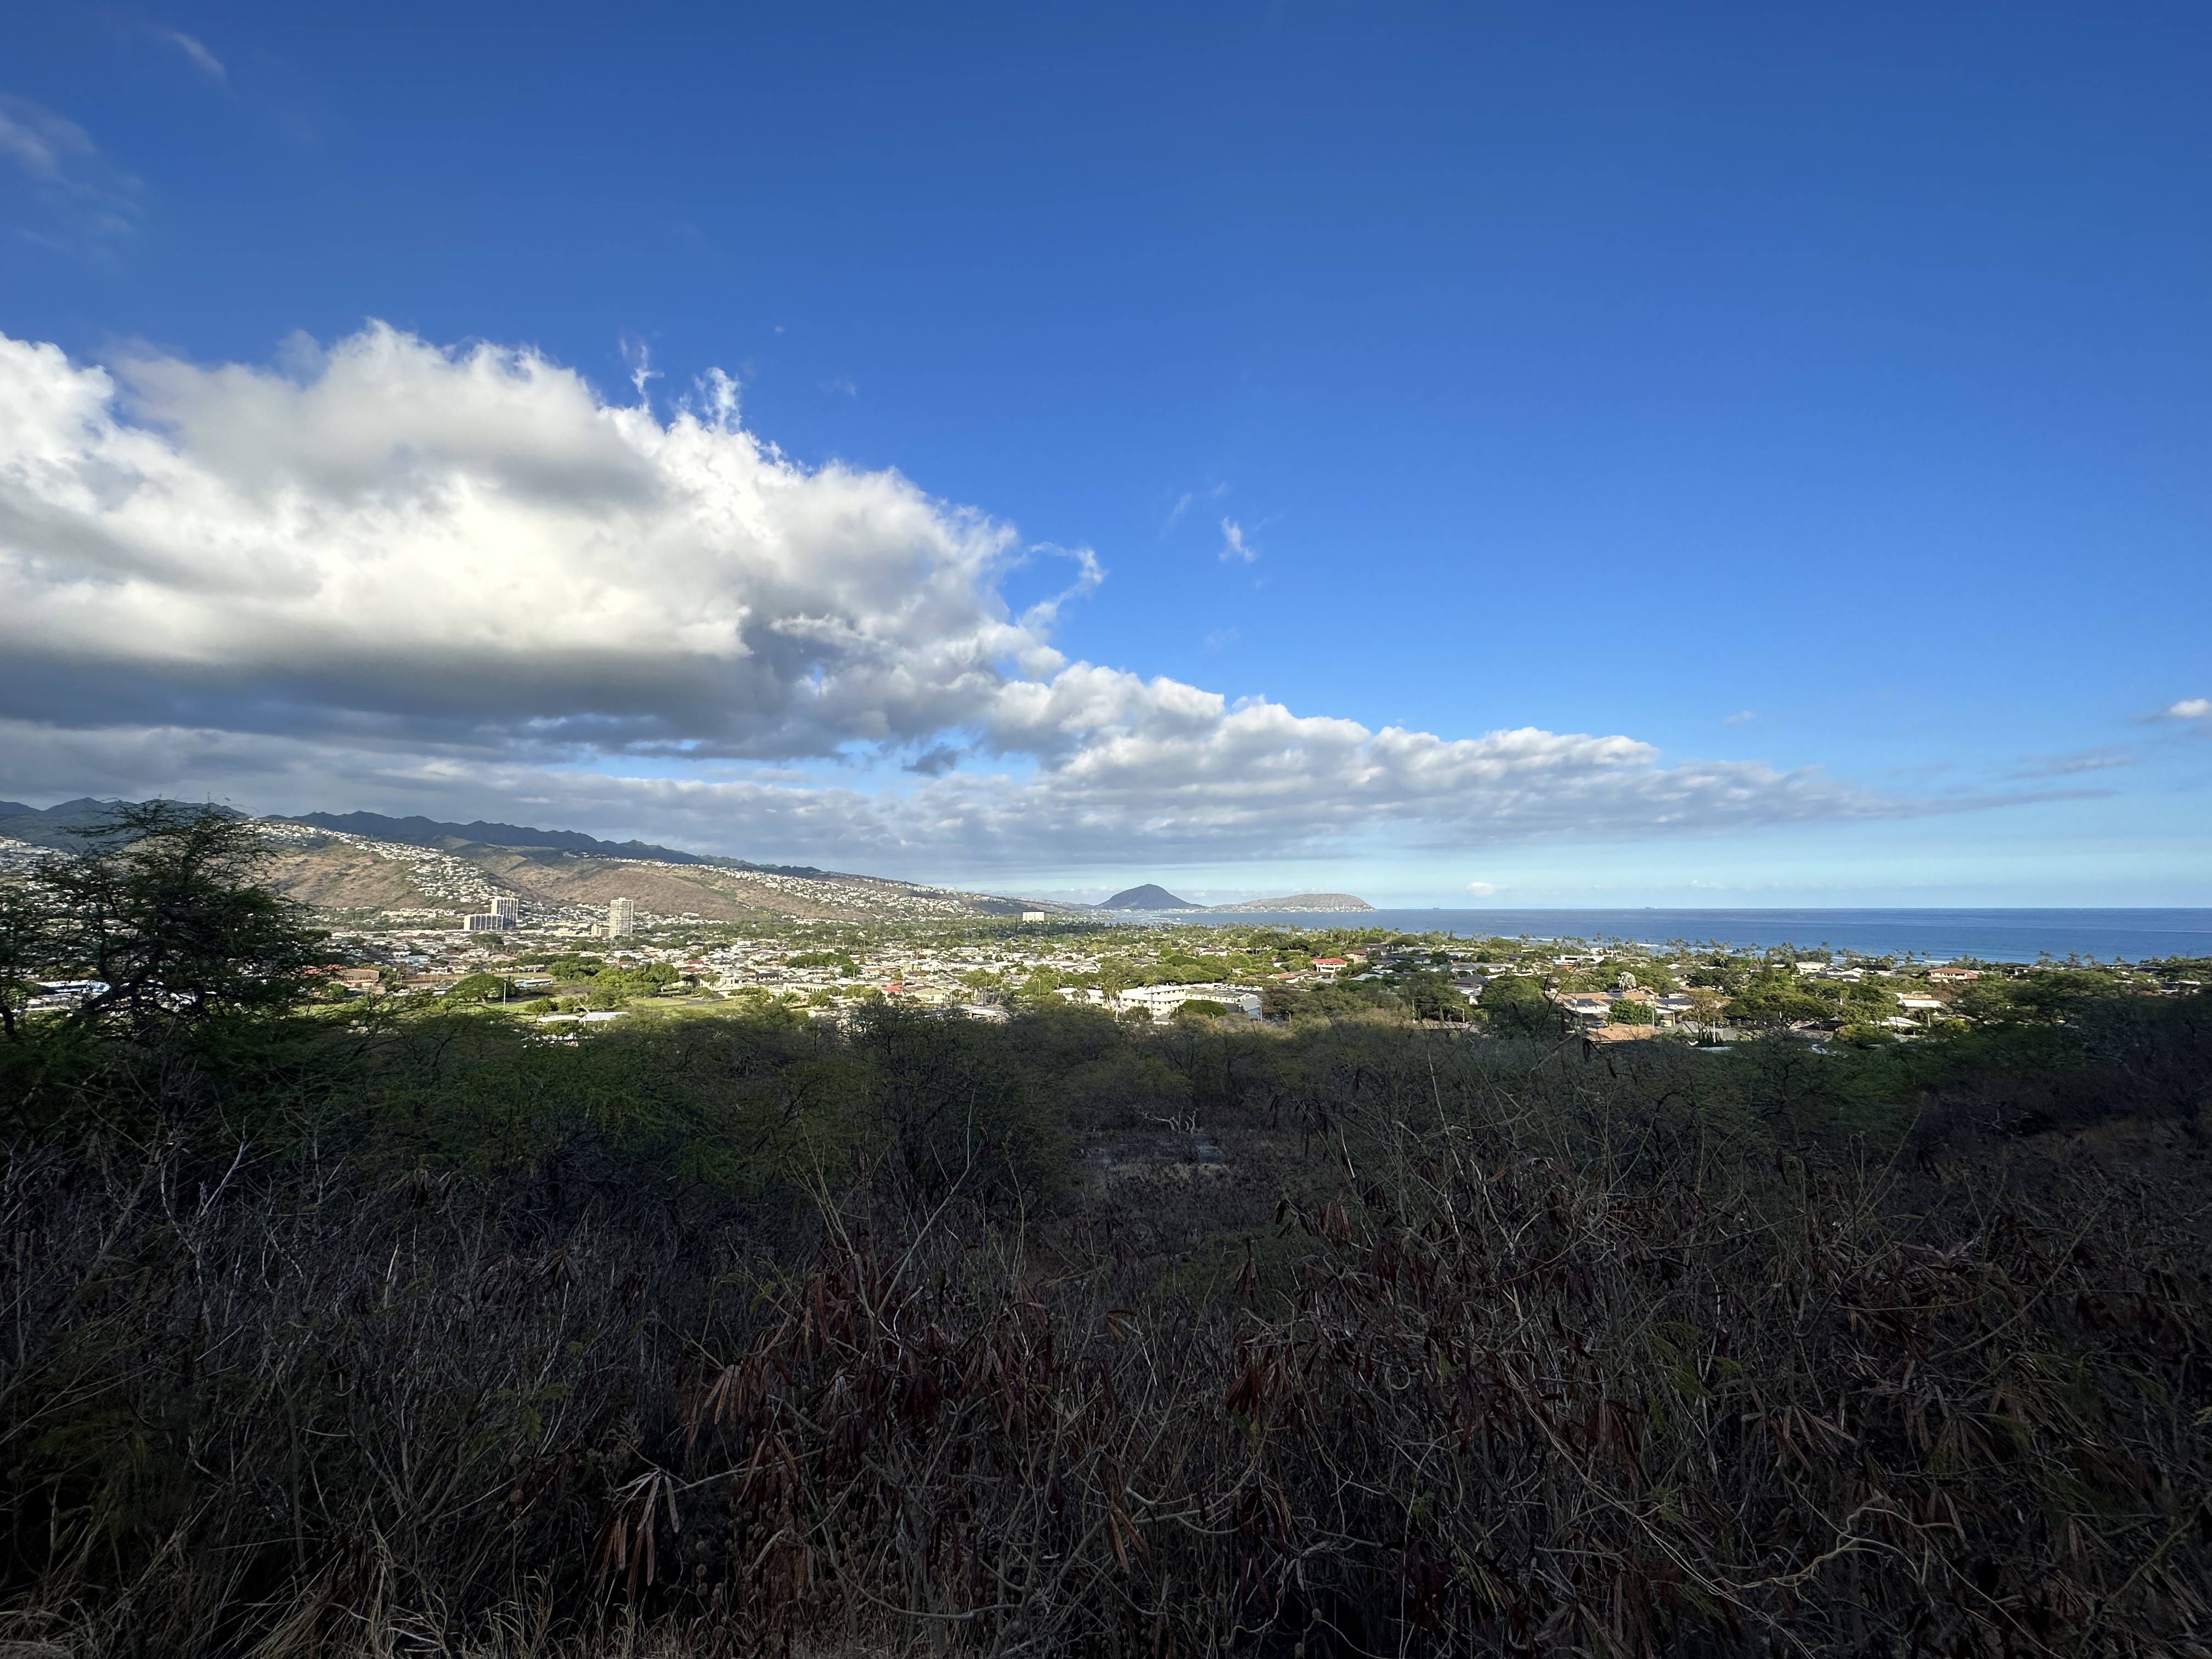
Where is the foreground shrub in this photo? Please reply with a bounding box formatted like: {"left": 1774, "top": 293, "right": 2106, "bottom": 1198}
{"left": 4, "top": 1094, "right": 2208, "bottom": 1656}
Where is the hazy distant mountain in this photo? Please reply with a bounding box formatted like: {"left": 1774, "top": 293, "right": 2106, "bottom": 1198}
{"left": 0, "top": 800, "right": 1372, "bottom": 922}
{"left": 1205, "top": 892, "right": 1375, "bottom": 913}
{"left": 1093, "top": 884, "right": 1376, "bottom": 913}
{"left": 0, "top": 800, "right": 1043, "bottom": 923}
{"left": 1098, "top": 883, "right": 1197, "bottom": 911}
{"left": 0, "top": 797, "right": 245, "bottom": 850}
{"left": 283, "top": 811, "right": 829, "bottom": 878}
{"left": 293, "top": 811, "right": 708, "bottom": 866}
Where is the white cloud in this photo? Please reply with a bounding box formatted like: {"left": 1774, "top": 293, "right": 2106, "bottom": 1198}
{"left": 1464, "top": 881, "right": 1500, "bottom": 898}
{"left": 1218, "top": 518, "right": 1257, "bottom": 562}
{"left": 0, "top": 325, "right": 1053, "bottom": 758}
{"left": 1723, "top": 709, "right": 1755, "bottom": 725}
{"left": 0, "top": 703, "right": 1903, "bottom": 873}
{"left": 2164, "top": 697, "right": 2210, "bottom": 721}
{"left": 0, "top": 324, "right": 1946, "bottom": 871}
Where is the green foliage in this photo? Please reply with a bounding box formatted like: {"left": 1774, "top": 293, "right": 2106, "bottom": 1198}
{"left": 1171, "top": 997, "right": 1231, "bottom": 1022}
{"left": 0, "top": 881, "right": 50, "bottom": 1039}
{"left": 855, "top": 1003, "right": 1073, "bottom": 1210}
{"left": 1841, "top": 975, "right": 1901, "bottom": 1014}
{"left": 441, "top": 971, "right": 514, "bottom": 1002}
{"left": 1, "top": 803, "right": 332, "bottom": 1037}
{"left": 1262, "top": 977, "right": 1396, "bottom": 1022}
{"left": 1011, "top": 966, "right": 1066, "bottom": 1003}
{"left": 1478, "top": 972, "right": 1565, "bottom": 1037}
{"left": 533, "top": 959, "right": 682, "bottom": 1005}
{"left": 1395, "top": 968, "right": 1471, "bottom": 1022}
{"left": 1724, "top": 970, "right": 1837, "bottom": 1026}
{"left": 1607, "top": 997, "right": 1657, "bottom": 1025}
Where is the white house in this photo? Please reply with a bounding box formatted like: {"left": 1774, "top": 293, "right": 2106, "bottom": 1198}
{"left": 1111, "top": 983, "right": 1263, "bottom": 1022}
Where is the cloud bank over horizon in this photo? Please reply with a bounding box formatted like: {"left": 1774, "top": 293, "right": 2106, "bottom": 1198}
{"left": 0, "top": 324, "right": 1922, "bottom": 874}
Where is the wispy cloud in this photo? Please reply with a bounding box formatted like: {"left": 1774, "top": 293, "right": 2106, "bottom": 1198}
{"left": 157, "top": 29, "right": 228, "bottom": 83}
{"left": 0, "top": 98, "right": 84, "bottom": 182}
{"left": 0, "top": 95, "right": 143, "bottom": 252}
{"left": 1723, "top": 710, "right": 1756, "bottom": 725}
{"left": 1203, "top": 626, "right": 1239, "bottom": 651}
{"left": 1465, "top": 881, "right": 1500, "bottom": 898}
{"left": 2010, "top": 746, "right": 2135, "bottom": 779}
{"left": 1164, "top": 481, "right": 1226, "bottom": 533}
{"left": 1219, "top": 518, "right": 1259, "bottom": 562}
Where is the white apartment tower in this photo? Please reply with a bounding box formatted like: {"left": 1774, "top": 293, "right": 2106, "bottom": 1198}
{"left": 607, "top": 897, "right": 637, "bottom": 938}
{"left": 489, "top": 895, "right": 520, "bottom": 921}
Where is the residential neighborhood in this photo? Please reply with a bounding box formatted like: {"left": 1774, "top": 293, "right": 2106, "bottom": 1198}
{"left": 302, "top": 897, "right": 2206, "bottom": 1046}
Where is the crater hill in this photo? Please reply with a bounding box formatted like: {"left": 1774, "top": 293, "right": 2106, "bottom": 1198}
{"left": 1097, "top": 884, "right": 1198, "bottom": 911}
{"left": 1094, "top": 884, "right": 1374, "bottom": 913}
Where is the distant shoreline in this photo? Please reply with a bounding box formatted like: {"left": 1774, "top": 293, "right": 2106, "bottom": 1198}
{"left": 1100, "top": 906, "right": 2212, "bottom": 963}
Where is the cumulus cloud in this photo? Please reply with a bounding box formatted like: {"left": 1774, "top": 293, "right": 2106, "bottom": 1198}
{"left": 0, "top": 325, "right": 1053, "bottom": 758}
{"left": 2164, "top": 697, "right": 2210, "bottom": 723}
{"left": 0, "top": 324, "right": 1935, "bottom": 870}
{"left": 0, "top": 708, "right": 1897, "bottom": 874}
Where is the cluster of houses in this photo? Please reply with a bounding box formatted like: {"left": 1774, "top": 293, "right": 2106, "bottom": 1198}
{"left": 1054, "top": 983, "right": 1265, "bottom": 1020}
{"left": 1549, "top": 985, "right": 1713, "bottom": 1037}
{"left": 1540, "top": 960, "right": 1983, "bottom": 1044}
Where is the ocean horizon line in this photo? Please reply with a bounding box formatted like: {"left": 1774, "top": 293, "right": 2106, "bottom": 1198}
{"left": 1105, "top": 905, "right": 2212, "bottom": 963}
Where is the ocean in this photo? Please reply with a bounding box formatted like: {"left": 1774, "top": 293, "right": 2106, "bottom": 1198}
{"left": 1109, "top": 908, "right": 2212, "bottom": 963}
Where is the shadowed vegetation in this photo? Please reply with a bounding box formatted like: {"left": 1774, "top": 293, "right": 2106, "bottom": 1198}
{"left": 2, "top": 814, "right": 2209, "bottom": 1656}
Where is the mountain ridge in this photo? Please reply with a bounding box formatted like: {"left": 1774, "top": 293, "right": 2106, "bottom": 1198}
{"left": 282, "top": 811, "right": 834, "bottom": 878}
{"left": 0, "top": 800, "right": 1046, "bottom": 923}
{"left": 0, "top": 801, "right": 1370, "bottom": 920}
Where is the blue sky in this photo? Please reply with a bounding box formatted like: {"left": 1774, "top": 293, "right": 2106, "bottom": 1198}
{"left": 1, "top": 2, "right": 2207, "bottom": 904}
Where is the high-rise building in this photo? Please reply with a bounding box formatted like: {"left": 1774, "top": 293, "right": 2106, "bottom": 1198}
{"left": 464, "top": 912, "right": 514, "bottom": 933}
{"left": 607, "top": 897, "right": 636, "bottom": 938}
{"left": 489, "top": 895, "right": 520, "bottom": 921}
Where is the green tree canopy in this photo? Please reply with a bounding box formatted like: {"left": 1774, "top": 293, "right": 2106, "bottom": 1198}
{"left": 1477, "top": 974, "right": 1565, "bottom": 1038}
{"left": 1, "top": 803, "right": 331, "bottom": 1037}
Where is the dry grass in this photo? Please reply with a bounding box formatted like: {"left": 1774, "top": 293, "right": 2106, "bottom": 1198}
{"left": 652, "top": 1121, "right": 2212, "bottom": 1657}
{"left": 4, "top": 1017, "right": 2209, "bottom": 1656}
